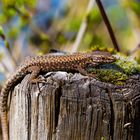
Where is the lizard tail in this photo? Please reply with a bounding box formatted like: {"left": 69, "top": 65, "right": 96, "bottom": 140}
{"left": 0, "top": 70, "right": 27, "bottom": 140}
{"left": 1, "top": 81, "right": 11, "bottom": 140}
{"left": 0, "top": 81, "right": 10, "bottom": 140}
{"left": 1, "top": 112, "right": 8, "bottom": 140}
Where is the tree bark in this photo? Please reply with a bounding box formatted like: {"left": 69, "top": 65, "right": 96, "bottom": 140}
{"left": 9, "top": 72, "right": 140, "bottom": 140}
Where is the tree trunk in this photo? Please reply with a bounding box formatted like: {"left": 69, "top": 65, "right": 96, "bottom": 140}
{"left": 9, "top": 72, "right": 140, "bottom": 140}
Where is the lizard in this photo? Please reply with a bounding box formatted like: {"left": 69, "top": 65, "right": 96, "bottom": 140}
{"left": 0, "top": 51, "right": 116, "bottom": 140}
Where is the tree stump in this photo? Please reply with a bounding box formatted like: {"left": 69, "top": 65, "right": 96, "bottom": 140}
{"left": 9, "top": 72, "right": 140, "bottom": 140}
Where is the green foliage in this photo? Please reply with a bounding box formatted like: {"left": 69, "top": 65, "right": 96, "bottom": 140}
{"left": 0, "top": 9, "right": 15, "bottom": 24}
{"left": 2, "top": 0, "right": 36, "bottom": 8}
{"left": 90, "top": 35, "right": 105, "bottom": 47}
{"left": 0, "top": 25, "right": 13, "bottom": 58}
{"left": 57, "top": 34, "right": 67, "bottom": 44}
{"left": 30, "top": 33, "right": 51, "bottom": 54}
{"left": 0, "top": 0, "right": 140, "bottom": 59}
{"left": 65, "top": 18, "right": 82, "bottom": 32}
{"left": 0, "top": 0, "right": 36, "bottom": 25}
{"left": 0, "top": 26, "right": 5, "bottom": 39}
{"left": 127, "top": 2, "right": 140, "bottom": 16}
{"left": 87, "top": 8, "right": 102, "bottom": 27}
{"left": 7, "top": 27, "right": 19, "bottom": 40}
{"left": 83, "top": 32, "right": 93, "bottom": 46}
{"left": 82, "top": 34, "right": 106, "bottom": 51}
{"left": 107, "top": 5, "right": 129, "bottom": 29}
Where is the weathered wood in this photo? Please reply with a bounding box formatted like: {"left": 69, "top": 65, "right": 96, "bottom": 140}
{"left": 9, "top": 72, "right": 140, "bottom": 140}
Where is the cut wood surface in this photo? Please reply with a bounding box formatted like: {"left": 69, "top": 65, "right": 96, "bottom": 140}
{"left": 9, "top": 72, "right": 140, "bottom": 140}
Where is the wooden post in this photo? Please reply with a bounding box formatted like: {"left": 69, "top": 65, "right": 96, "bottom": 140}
{"left": 9, "top": 72, "right": 140, "bottom": 140}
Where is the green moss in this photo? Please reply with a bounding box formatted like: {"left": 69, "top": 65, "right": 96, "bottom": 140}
{"left": 115, "top": 54, "right": 140, "bottom": 74}
{"left": 88, "top": 54, "right": 140, "bottom": 85}
{"left": 90, "top": 45, "right": 116, "bottom": 53}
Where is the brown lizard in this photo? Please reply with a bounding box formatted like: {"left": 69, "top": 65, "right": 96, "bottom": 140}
{"left": 0, "top": 51, "right": 116, "bottom": 140}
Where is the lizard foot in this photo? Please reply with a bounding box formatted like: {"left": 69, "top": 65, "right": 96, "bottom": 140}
{"left": 30, "top": 77, "right": 47, "bottom": 84}
{"left": 86, "top": 73, "right": 98, "bottom": 80}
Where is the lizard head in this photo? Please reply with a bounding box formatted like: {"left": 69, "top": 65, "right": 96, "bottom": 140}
{"left": 89, "top": 51, "right": 116, "bottom": 64}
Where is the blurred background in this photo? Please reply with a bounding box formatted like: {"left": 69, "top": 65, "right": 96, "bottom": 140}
{"left": 0, "top": 0, "right": 140, "bottom": 83}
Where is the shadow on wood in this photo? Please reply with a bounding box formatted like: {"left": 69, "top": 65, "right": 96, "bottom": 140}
{"left": 9, "top": 72, "right": 140, "bottom": 140}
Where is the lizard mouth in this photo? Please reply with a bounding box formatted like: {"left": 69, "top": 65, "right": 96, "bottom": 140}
{"left": 105, "top": 59, "right": 116, "bottom": 63}
{"left": 92, "top": 56, "right": 116, "bottom": 63}
{"left": 106, "top": 57, "right": 116, "bottom": 63}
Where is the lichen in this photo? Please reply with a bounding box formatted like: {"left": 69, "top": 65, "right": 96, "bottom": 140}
{"left": 88, "top": 54, "right": 140, "bottom": 85}
{"left": 115, "top": 54, "right": 140, "bottom": 74}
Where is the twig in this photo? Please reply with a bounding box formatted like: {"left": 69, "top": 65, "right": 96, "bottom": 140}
{"left": 95, "top": 0, "right": 120, "bottom": 52}
{"left": 9, "top": 5, "right": 51, "bottom": 43}
{"left": 0, "top": 28, "right": 17, "bottom": 66}
{"left": 0, "top": 62, "right": 9, "bottom": 75}
{"left": 71, "top": 0, "right": 95, "bottom": 53}
{"left": 8, "top": 5, "right": 27, "bottom": 17}
{"left": 127, "top": 43, "right": 140, "bottom": 56}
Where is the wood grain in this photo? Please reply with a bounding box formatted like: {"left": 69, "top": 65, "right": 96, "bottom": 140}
{"left": 9, "top": 72, "right": 140, "bottom": 140}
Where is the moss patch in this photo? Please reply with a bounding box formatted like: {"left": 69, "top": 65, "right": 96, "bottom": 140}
{"left": 88, "top": 54, "right": 140, "bottom": 85}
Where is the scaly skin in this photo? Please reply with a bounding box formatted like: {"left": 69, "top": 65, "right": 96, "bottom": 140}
{"left": 0, "top": 51, "right": 115, "bottom": 140}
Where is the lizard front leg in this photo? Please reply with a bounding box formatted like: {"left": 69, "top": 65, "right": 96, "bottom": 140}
{"left": 27, "top": 66, "right": 41, "bottom": 84}
{"left": 27, "top": 66, "right": 48, "bottom": 93}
